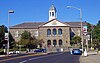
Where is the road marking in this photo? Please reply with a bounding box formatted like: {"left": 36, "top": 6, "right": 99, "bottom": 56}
{"left": 20, "top": 60, "right": 27, "bottom": 63}
{"left": 29, "top": 53, "right": 64, "bottom": 60}
{"left": 20, "top": 52, "right": 64, "bottom": 63}
{"left": 0, "top": 53, "right": 44, "bottom": 62}
{"left": 29, "top": 58, "right": 32, "bottom": 60}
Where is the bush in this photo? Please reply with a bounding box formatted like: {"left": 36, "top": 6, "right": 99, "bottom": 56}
{"left": 0, "top": 51, "right": 6, "bottom": 55}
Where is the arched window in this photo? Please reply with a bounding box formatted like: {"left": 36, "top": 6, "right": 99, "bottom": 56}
{"left": 47, "top": 40, "right": 51, "bottom": 45}
{"left": 53, "top": 40, "right": 57, "bottom": 47}
{"left": 59, "top": 39, "right": 62, "bottom": 47}
{"left": 53, "top": 29, "right": 57, "bottom": 35}
{"left": 58, "top": 29, "right": 62, "bottom": 35}
{"left": 52, "top": 12, "right": 54, "bottom": 16}
{"left": 47, "top": 29, "right": 51, "bottom": 35}
{"left": 50, "top": 12, "right": 51, "bottom": 16}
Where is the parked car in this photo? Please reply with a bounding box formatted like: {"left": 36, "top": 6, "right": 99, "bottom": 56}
{"left": 9, "top": 51, "right": 20, "bottom": 54}
{"left": 72, "top": 49, "right": 82, "bottom": 55}
{"left": 34, "top": 49, "right": 46, "bottom": 53}
{"left": 9, "top": 51, "right": 14, "bottom": 54}
{"left": 13, "top": 51, "right": 20, "bottom": 54}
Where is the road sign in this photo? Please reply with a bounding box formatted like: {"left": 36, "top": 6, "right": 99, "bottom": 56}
{"left": 5, "top": 33, "right": 8, "bottom": 40}
{"left": 83, "top": 26, "right": 87, "bottom": 33}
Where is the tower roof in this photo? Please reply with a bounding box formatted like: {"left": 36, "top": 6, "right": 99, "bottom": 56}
{"left": 49, "top": 4, "right": 56, "bottom": 11}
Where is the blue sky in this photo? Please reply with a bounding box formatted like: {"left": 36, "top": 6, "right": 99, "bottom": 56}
{"left": 0, "top": 0, "right": 100, "bottom": 27}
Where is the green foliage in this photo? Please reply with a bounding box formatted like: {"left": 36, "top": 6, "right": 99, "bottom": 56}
{"left": 0, "top": 25, "right": 5, "bottom": 44}
{"left": 0, "top": 25, "right": 15, "bottom": 48}
{"left": 21, "top": 31, "right": 31, "bottom": 39}
{"left": 9, "top": 32, "right": 15, "bottom": 48}
{"left": 87, "top": 23, "right": 92, "bottom": 32}
{"left": 71, "top": 36, "right": 81, "bottom": 45}
{"left": 20, "top": 39, "right": 30, "bottom": 46}
{"left": 19, "top": 31, "right": 31, "bottom": 46}
{"left": 92, "top": 20, "right": 100, "bottom": 47}
{"left": 19, "top": 31, "right": 40, "bottom": 49}
{"left": 93, "top": 26, "right": 100, "bottom": 39}
{"left": 97, "top": 20, "right": 100, "bottom": 26}
{"left": 93, "top": 24, "right": 100, "bottom": 39}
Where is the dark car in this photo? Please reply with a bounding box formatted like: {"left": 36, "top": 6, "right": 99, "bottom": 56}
{"left": 72, "top": 49, "right": 82, "bottom": 55}
{"left": 34, "top": 49, "right": 46, "bottom": 53}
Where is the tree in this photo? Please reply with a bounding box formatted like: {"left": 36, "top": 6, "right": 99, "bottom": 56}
{"left": 97, "top": 20, "right": 100, "bottom": 26}
{"left": 87, "top": 23, "right": 94, "bottom": 47}
{"left": 0, "top": 25, "right": 15, "bottom": 48}
{"left": 21, "top": 31, "right": 31, "bottom": 39}
{"left": 9, "top": 32, "right": 15, "bottom": 48}
{"left": 71, "top": 36, "right": 81, "bottom": 46}
{"left": 19, "top": 31, "right": 31, "bottom": 47}
{"left": 27, "top": 36, "right": 39, "bottom": 49}
{"left": 92, "top": 20, "right": 100, "bottom": 48}
{"left": 0, "top": 25, "right": 5, "bottom": 48}
{"left": 87, "top": 23, "right": 92, "bottom": 32}
{"left": 0, "top": 25, "right": 15, "bottom": 49}
{"left": 38, "top": 39, "right": 45, "bottom": 48}
{"left": 19, "top": 31, "right": 40, "bottom": 49}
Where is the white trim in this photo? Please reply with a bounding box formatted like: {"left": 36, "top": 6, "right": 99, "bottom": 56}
{"left": 43, "top": 20, "right": 68, "bottom": 26}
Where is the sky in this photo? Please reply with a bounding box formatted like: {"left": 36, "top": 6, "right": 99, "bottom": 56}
{"left": 0, "top": 0, "right": 100, "bottom": 27}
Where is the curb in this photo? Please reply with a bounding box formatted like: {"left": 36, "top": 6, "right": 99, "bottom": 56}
{"left": 79, "top": 56, "right": 82, "bottom": 63}
{"left": 0, "top": 55, "right": 6, "bottom": 57}
{"left": 0, "top": 52, "right": 47, "bottom": 58}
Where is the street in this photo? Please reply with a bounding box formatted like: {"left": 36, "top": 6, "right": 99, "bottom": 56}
{"left": 0, "top": 52, "right": 81, "bottom": 63}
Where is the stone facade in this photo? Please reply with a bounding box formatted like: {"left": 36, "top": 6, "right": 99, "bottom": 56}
{"left": 10, "top": 28, "right": 38, "bottom": 42}
{"left": 38, "top": 26, "right": 70, "bottom": 48}
{"left": 9, "top": 5, "right": 87, "bottom": 51}
{"left": 10, "top": 19, "right": 87, "bottom": 50}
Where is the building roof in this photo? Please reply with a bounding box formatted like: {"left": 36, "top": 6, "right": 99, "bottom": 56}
{"left": 64, "top": 22, "right": 87, "bottom": 27}
{"left": 49, "top": 4, "right": 56, "bottom": 11}
{"left": 10, "top": 21, "right": 87, "bottom": 29}
{"left": 10, "top": 22, "right": 44, "bottom": 29}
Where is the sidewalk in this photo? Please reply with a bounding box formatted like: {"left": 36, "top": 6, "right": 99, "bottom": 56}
{"left": 80, "top": 54, "right": 100, "bottom": 63}
{"left": 0, "top": 55, "right": 6, "bottom": 57}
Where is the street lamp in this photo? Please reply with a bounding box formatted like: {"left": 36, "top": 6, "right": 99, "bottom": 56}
{"left": 66, "top": 6, "right": 83, "bottom": 51}
{"left": 7, "top": 10, "right": 14, "bottom": 55}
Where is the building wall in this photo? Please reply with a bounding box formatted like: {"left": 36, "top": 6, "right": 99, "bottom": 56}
{"left": 10, "top": 26, "right": 81, "bottom": 48}
{"left": 71, "top": 27, "right": 81, "bottom": 37}
{"left": 38, "top": 26, "right": 70, "bottom": 48}
{"left": 10, "top": 28, "right": 39, "bottom": 42}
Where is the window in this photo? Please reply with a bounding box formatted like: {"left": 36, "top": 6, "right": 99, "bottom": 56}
{"left": 47, "top": 40, "right": 51, "bottom": 45}
{"left": 50, "top": 12, "right": 51, "bottom": 16}
{"left": 53, "top": 29, "right": 57, "bottom": 35}
{"left": 47, "top": 29, "right": 51, "bottom": 36}
{"left": 59, "top": 40, "right": 63, "bottom": 46}
{"left": 78, "top": 30, "right": 80, "bottom": 36}
{"left": 52, "top": 12, "right": 54, "bottom": 16}
{"left": 15, "top": 31, "right": 18, "bottom": 37}
{"left": 58, "top": 29, "right": 62, "bottom": 35}
{"left": 53, "top": 40, "right": 57, "bottom": 47}
{"left": 35, "top": 31, "right": 38, "bottom": 37}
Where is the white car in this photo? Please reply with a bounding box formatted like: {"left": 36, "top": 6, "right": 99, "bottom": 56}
{"left": 13, "top": 51, "right": 20, "bottom": 54}
{"left": 9, "top": 51, "right": 14, "bottom": 54}
{"left": 15, "top": 51, "right": 20, "bottom": 54}
{"left": 9, "top": 51, "right": 20, "bottom": 54}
